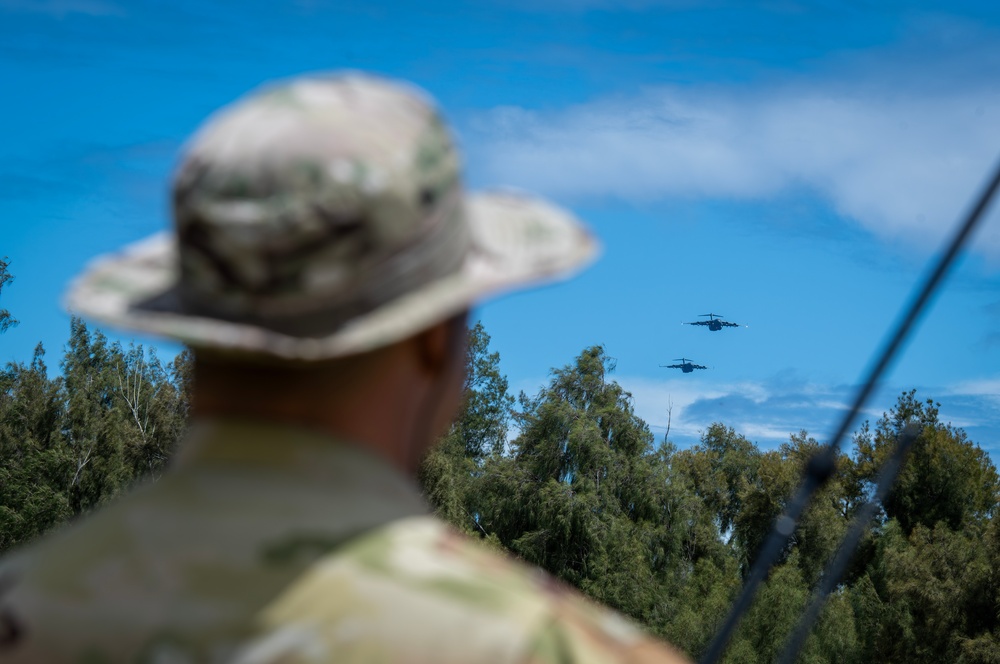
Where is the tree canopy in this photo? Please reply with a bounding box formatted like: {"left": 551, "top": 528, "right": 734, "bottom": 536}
{"left": 421, "top": 339, "right": 1000, "bottom": 663}
{"left": 0, "top": 319, "right": 190, "bottom": 552}
{"left": 3, "top": 316, "right": 998, "bottom": 662}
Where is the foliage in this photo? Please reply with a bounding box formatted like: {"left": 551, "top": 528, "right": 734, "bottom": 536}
{"left": 422, "top": 341, "right": 1000, "bottom": 663}
{"left": 418, "top": 321, "right": 515, "bottom": 536}
{"left": 854, "top": 390, "right": 999, "bottom": 534}
{"left": 0, "top": 318, "right": 190, "bottom": 552}
{"left": 3, "top": 314, "right": 999, "bottom": 662}
{"left": 0, "top": 256, "right": 18, "bottom": 333}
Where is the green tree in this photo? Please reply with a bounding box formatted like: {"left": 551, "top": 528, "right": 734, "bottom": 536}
{"left": 419, "top": 321, "right": 514, "bottom": 534}
{"left": 475, "top": 346, "right": 724, "bottom": 630}
{"left": 61, "top": 318, "right": 132, "bottom": 513}
{"left": 0, "top": 319, "right": 193, "bottom": 553}
{"left": 673, "top": 424, "right": 765, "bottom": 572}
{"left": 847, "top": 391, "right": 1000, "bottom": 662}
{"left": 854, "top": 390, "right": 999, "bottom": 534}
{"left": 455, "top": 322, "right": 515, "bottom": 459}
{"left": 0, "top": 256, "right": 18, "bottom": 333}
{"left": 0, "top": 344, "right": 71, "bottom": 551}
{"left": 852, "top": 518, "right": 998, "bottom": 663}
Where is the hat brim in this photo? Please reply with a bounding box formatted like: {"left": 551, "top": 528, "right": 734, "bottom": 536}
{"left": 64, "top": 191, "right": 599, "bottom": 361}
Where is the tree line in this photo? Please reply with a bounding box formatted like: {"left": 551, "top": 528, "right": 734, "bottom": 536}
{"left": 422, "top": 326, "right": 1000, "bottom": 663}
{"left": 0, "top": 318, "right": 191, "bottom": 551}
{"left": 1, "top": 260, "right": 998, "bottom": 662}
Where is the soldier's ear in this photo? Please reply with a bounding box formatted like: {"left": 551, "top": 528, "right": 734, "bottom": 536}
{"left": 415, "top": 312, "right": 468, "bottom": 378}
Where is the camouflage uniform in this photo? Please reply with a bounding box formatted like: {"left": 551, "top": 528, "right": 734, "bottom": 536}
{"left": 0, "top": 75, "right": 690, "bottom": 663}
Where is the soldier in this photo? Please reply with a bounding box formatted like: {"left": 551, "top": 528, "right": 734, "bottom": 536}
{"left": 0, "top": 73, "right": 690, "bottom": 663}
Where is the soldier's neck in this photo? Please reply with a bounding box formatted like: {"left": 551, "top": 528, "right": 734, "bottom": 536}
{"left": 189, "top": 348, "right": 432, "bottom": 477}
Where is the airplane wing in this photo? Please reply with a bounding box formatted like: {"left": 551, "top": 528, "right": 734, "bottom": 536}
{"left": 693, "top": 364, "right": 708, "bottom": 370}
{"left": 686, "top": 321, "right": 709, "bottom": 326}
{"left": 721, "top": 321, "right": 740, "bottom": 327}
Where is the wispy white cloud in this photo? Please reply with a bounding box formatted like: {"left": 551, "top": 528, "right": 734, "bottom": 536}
{"left": 740, "top": 423, "right": 804, "bottom": 443}
{"left": 0, "top": 0, "right": 123, "bottom": 17}
{"left": 614, "top": 373, "right": 1000, "bottom": 452}
{"left": 468, "top": 79, "right": 1000, "bottom": 260}
{"left": 945, "top": 378, "right": 1000, "bottom": 404}
{"left": 506, "top": 370, "right": 1000, "bottom": 455}
{"left": 616, "top": 375, "right": 851, "bottom": 447}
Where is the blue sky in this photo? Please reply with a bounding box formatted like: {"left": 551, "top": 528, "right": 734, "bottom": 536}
{"left": 1, "top": 0, "right": 999, "bottom": 455}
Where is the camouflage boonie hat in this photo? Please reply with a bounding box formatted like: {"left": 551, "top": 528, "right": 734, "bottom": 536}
{"left": 65, "top": 73, "right": 598, "bottom": 360}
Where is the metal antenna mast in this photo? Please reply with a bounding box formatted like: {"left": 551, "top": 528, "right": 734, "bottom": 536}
{"left": 698, "top": 157, "right": 1000, "bottom": 664}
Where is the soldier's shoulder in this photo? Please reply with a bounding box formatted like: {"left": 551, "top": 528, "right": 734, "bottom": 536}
{"left": 241, "top": 516, "right": 690, "bottom": 663}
